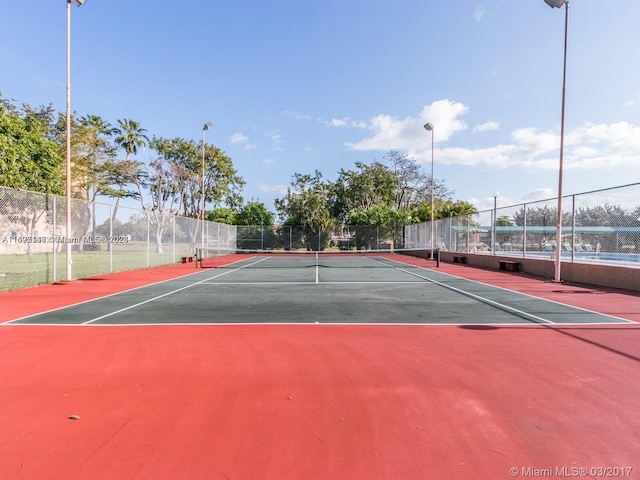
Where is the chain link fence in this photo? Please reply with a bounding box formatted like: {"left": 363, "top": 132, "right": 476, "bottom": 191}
{"left": 236, "top": 224, "right": 404, "bottom": 252}
{"left": 3, "top": 183, "right": 639, "bottom": 291}
{"left": 0, "top": 187, "right": 236, "bottom": 291}
{"left": 405, "top": 183, "right": 640, "bottom": 264}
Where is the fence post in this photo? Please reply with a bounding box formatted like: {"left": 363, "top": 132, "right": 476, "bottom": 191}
{"left": 172, "top": 214, "right": 176, "bottom": 264}
{"left": 52, "top": 195, "right": 57, "bottom": 283}
{"left": 147, "top": 212, "right": 150, "bottom": 268}
{"left": 571, "top": 195, "right": 576, "bottom": 261}
{"left": 109, "top": 204, "right": 113, "bottom": 273}
{"left": 523, "top": 203, "right": 528, "bottom": 257}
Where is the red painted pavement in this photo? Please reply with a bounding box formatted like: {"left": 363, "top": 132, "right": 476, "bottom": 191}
{"left": 0, "top": 258, "right": 638, "bottom": 479}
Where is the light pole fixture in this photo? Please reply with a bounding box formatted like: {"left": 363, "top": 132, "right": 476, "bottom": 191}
{"left": 544, "top": 0, "right": 569, "bottom": 282}
{"left": 492, "top": 191, "right": 499, "bottom": 256}
{"left": 201, "top": 122, "right": 212, "bottom": 254}
{"left": 65, "top": 0, "right": 87, "bottom": 281}
{"left": 423, "top": 122, "right": 435, "bottom": 259}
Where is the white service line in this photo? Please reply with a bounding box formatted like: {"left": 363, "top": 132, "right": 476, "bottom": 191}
{"left": 394, "top": 265, "right": 557, "bottom": 325}
{"left": 82, "top": 257, "right": 270, "bottom": 325}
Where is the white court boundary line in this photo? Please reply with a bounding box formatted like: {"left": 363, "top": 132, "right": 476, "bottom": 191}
{"left": 422, "top": 268, "right": 636, "bottom": 324}
{"left": 81, "top": 257, "right": 270, "bottom": 325}
{"left": 3, "top": 254, "right": 635, "bottom": 326}
{"left": 3, "top": 267, "right": 211, "bottom": 325}
{"left": 2, "top": 256, "right": 268, "bottom": 326}
{"left": 5, "top": 321, "right": 634, "bottom": 327}
{"left": 364, "top": 255, "right": 636, "bottom": 325}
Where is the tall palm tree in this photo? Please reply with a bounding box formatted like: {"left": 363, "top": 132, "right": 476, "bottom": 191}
{"left": 112, "top": 119, "right": 149, "bottom": 220}
{"left": 114, "top": 119, "right": 149, "bottom": 161}
{"left": 80, "top": 114, "right": 115, "bottom": 135}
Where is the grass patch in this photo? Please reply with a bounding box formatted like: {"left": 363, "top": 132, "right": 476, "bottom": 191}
{"left": 0, "top": 242, "right": 195, "bottom": 291}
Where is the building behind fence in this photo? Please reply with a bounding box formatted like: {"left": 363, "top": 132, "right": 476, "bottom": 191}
{"left": 2, "top": 183, "right": 639, "bottom": 291}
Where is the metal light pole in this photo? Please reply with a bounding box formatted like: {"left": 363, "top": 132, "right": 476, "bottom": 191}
{"left": 492, "top": 191, "right": 499, "bottom": 256}
{"left": 423, "top": 122, "right": 435, "bottom": 259}
{"left": 65, "top": 0, "right": 87, "bottom": 281}
{"left": 544, "top": 0, "right": 569, "bottom": 282}
{"left": 201, "top": 122, "right": 212, "bottom": 254}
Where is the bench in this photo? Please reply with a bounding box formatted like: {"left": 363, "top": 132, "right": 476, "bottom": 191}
{"left": 452, "top": 255, "right": 467, "bottom": 264}
{"left": 498, "top": 260, "right": 520, "bottom": 272}
{"left": 181, "top": 255, "right": 194, "bottom": 263}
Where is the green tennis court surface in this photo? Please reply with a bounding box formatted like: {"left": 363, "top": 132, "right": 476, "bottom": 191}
{"left": 9, "top": 254, "right": 630, "bottom": 326}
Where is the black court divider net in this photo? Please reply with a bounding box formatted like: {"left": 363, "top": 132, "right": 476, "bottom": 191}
{"left": 196, "top": 248, "right": 426, "bottom": 269}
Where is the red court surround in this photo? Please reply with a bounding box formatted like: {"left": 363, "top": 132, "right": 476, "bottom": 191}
{"left": 1, "top": 258, "right": 638, "bottom": 479}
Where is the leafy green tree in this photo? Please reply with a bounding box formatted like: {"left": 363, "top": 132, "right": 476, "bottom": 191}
{"left": 236, "top": 201, "right": 274, "bottom": 226}
{"left": 0, "top": 96, "right": 63, "bottom": 193}
{"left": 235, "top": 201, "right": 277, "bottom": 249}
{"left": 206, "top": 207, "right": 238, "bottom": 224}
{"left": 114, "top": 119, "right": 149, "bottom": 160}
{"left": 147, "top": 136, "right": 244, "bottom": 251}
{"left": 0, "top": 97, "right": 66, "bottom": 254}
{"left": 411, "top": 199, "right": 477, "bottom": 224}
{"left": 275, "top": 171, "right": 334, "bottom": 250}
{"left": 100, "top": 158, "right": 147, "bottom": 206}
{"left": 384, "top": 151, "right": 453, "bottom": 210}
{"left": 513, "top": 205, "right": 571, "bottom": 250}
{"left": 201, "top": 143, "right": 245, "bottom": 211}
{"left": 331, "top": 161, "right": 396, "bottom": 223}
{"left": 347, "top": 205, "right": 410, "bottom": 249}
{"left": 513, "top": 205, "right": 568, "bottom": 227}
{"left": 574, "top": 204, "right": 637, "bottom": 251}
{"left": 112, "top": 119, "right": 149, "bottom": 219}
{"left": 149, "top": 137, "right": 244, "bottom": 218}
{"left": 495, "top": 215, "right": 515, "bottom": 244}
{"left": 75, "top": 115, "right": 119, "bottom": 236}
{"left": 76, "top": 114, "right": 117, "bottom": 198}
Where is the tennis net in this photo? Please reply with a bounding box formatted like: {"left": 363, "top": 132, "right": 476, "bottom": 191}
{"left": 195, "top": 248, "right": 429, "bottom": 269}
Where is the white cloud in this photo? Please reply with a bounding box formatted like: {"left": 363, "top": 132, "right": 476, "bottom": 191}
{"left": 323, "top": 117, "right": 367, "bottom": 128}
{"left": 328, "top": 118, "right": 349, "bottom": 127}
{"left": 258, "top": 183, "right": 288, "bottom": 196}
{"left": 231, "top": 132, "right": 248, "bottom": 144}
{"left": 342, "top": 100, "right": 640, "bottom": 175}
{"left": 473, "top": 121, "right": 499, "bottom": 133}
{"left": 521, "top": 188, "right": 554, "bottom": 202}
{"left": 266, "top": 131, "right": 284, "bottom": 151}
{"left": 473, "top": 6, "right": 486, "bottom": 22}
{"left": 345, "top": 99, "right": 469, "bottom": 152}
{"left": 283, "top": 110, "right": 311, "bottom": 121}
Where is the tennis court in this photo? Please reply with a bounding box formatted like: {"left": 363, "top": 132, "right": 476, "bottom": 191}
{"left": 1, "top": 253, "right": 639, "bottom": 479}
{"left": 7, "top": 252, "right": 632, "bottom": 326}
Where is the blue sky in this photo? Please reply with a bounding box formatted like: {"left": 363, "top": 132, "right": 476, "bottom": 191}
{"left": 2, "top": 0, "right": 639, "bottom": 214}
